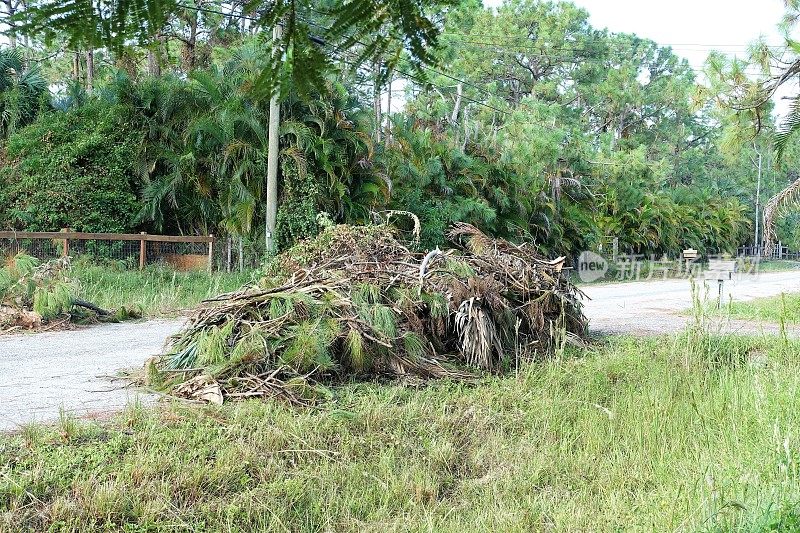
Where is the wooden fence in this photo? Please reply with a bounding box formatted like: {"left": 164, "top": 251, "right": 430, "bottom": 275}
{"left": 737, "top": 243, "right": 800, "bottom": 261}
{"left": 0, "top": 230, "right": 215, "bottom": 271}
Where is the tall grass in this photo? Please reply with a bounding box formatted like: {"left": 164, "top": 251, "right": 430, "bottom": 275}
{"left": 719, "top": 292, "right": 800, "bottom": 324}
{"left": 71, "top": 261, "right": 253, "bottom": 317}
{"left": 2, "top": 333, "right": 800, "bottom": 531}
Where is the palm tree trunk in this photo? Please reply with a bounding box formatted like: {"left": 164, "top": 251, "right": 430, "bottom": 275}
{"left": 451, "top": 82, "right": 463, "bottom": 125}
{"left": 72, "top": 51, "right": 81, "bottom": 82}
{"left": 226, "top": 235, "right": 232, "bottom": 273}
{"left": 461, "top": 106, "right": 470, "bottom": 151}
{"left": 148, "top": 36, "right": 163, "bottom": 77}
{"left": 183, "top": 15, "right": 198, "bottom": 72}
{"left": 2, "top": 0, "right": 16, "bottom": 48}
{"left": 385, "top": 72, "right": 393, "bottom": 143}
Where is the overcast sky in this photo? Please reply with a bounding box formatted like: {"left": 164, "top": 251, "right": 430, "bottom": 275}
{"left": 484, "top": 0, "right": 786, "bottom": 57}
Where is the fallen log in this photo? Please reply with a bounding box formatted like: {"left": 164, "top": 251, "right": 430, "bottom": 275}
{"left": 71, "top": 298, "right": 110, "bottom": 316}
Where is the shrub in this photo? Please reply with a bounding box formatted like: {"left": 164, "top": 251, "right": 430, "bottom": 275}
{"left": 0, "top": 102, "right": 142, "bottom": 233}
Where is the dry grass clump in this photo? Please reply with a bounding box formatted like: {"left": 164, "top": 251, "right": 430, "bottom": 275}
{"left": 158, "top": 223, "right": 587, "bottom": 404}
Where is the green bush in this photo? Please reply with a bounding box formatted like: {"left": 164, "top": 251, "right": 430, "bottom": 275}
{"left": 0, "top": 102, "right": 142, "bottom": 233}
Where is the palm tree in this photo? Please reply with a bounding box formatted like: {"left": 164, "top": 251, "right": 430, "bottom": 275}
{"left": 0, "top": 47, "right": 48, "bottom": 138}
{"left": 763, "top": 174, "right": 800, "bottom": 255}
{"left": 125, "top": 42, "right": 385, "bottom": 250}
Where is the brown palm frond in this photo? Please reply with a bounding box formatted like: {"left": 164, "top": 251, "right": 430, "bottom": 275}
{"left": 159, "top": 223, "right": 587, "bottom": 405}
{"left": 454, "top": 298, "right": 501, "bottom": 370}
{"left": 763, "top": 174, "right": 800, "bottom": 255}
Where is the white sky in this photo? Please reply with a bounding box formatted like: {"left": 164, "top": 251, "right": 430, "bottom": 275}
{"left": 545, "top": 0, "right": 786, "bottom": 67}
{"left": 483, "top": 0, "right": 786, "bottom": 57}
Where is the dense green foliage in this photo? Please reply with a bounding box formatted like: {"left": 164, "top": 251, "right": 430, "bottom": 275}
{"left": 0, "top": 103, "right": 140, "bottom": 232}
{"left": 0, "top": 253, "right": 74, "bottom": 320}
{"left": 0, "top": 47, "right": 48, "bottom": 139}
{"left": 22, "top": 0, "right": 449, "bottom": 100}
{"left": 2, "top": 0, "right": 798, "bottom": 257}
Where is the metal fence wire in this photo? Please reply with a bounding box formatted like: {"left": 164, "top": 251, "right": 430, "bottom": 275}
{"left": 737, "top": 244, "right": 800, "bottom": 260}
{"left": 0, "top": 237, "right": 62, "bottom": 261}
{"left": 147, "top": 240, "right": 211, "bottom": 270}
{"left": 0, "top": 231, "right": 214, "bottom": 271}
{"left": 70, "top": 239, "right": 141, "bottom": 263}
{"left": 213, "top": 235, "right": 266, "bottom": 272}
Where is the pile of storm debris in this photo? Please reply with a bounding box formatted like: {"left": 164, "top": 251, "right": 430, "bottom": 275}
{"left": 154, "top": 222, "right": 587, "bottom": 405}
{"left": 0, "top": 254, "right": 136, "bottom": 332}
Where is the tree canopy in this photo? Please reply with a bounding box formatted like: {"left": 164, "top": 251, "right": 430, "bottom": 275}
{"left": 0, "top": 0, "right": 797, "bottom": 260}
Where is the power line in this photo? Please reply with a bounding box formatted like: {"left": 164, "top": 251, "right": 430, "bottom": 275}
{"left": 301, "top": 5, "right": 769, "bottom": 77}
{"left": 173, "top": 1, "right": 506, "bottom": 113}
{"left": 297, "top": 16, "right": 514, "bottom": 115}
{"left": 440, "top": 38, "right": 767, "bottom": 62}
{"left": 177, "top": 0, "right": 781, "bottom": 80}
{"left": 175, "top": 2, "right": 260, "bottom": 22}
{"left": 325, "top": 39, "right": 511, "bottom": 116}
{"left": 442, "top": 35, "right": 760, "bottom": 54}
{"left": 433, "top": 38, "right": 768, "bottom": 75}
{"left": 440, "top": 30, "right": 785, "bottom": 50}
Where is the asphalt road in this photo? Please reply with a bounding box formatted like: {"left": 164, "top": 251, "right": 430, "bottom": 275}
{"left": 2, "top": 269, "right": 800, "bottom": 430}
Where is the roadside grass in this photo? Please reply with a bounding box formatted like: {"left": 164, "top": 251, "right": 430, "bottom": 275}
{"left": 71, "top": 261, "right": 253, "bottom": 317}
{"left": 717, "top": 292, "right": 800, "bottom": 324}
{"left": 756, "top": 260, "right": 800, "bottom": 273}
{"left": 2, "top": 333, "right": 800, "bottom": 531}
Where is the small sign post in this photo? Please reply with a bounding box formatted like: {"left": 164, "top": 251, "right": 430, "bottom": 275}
{"left": 682, "top": 249, "right": 698, "bottom": 275}
{"left": 706, "top": 259, "right": 737, "bottom": 309}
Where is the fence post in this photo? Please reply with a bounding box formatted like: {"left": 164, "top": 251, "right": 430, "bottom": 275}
{"left": 207, "top": 234, "right": 214, "bottom": 273}
{"left": 60, "top": 228, "right": 69, "bottom": 258}
{"left": 139, "top": 232, "right": 147, "bottom": 270}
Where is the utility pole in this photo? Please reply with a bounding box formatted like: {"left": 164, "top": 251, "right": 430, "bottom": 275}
{"left": 751, "top": 143, "right": 763, "bottom": 253}
{"left": 385, "top": 72, "right": 393, "bottom": 143}
{"left": 265, "top": 22, "right": 283, "bottom": 254}
{"left": 373, "top": 56, "right": 382, "bottom": 143}
{"left": 86, "top": 48, "right": 94, "bottom": 92}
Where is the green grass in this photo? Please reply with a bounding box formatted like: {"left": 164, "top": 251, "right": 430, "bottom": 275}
{"left": 755, "top": 260, "right": 800, "bottom": 273}
{"left": 3, "top": 333, "right": 800, "bottom": 531}
{"left": 719, "top": 292, "right": 800, "bottom": 324}
{"left": 71, "top": 262, "right": 253, "bottom": 317}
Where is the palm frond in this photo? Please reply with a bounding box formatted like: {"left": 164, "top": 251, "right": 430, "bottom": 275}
{"left": 775, "top": 95, "right": 800, "bottom": 160}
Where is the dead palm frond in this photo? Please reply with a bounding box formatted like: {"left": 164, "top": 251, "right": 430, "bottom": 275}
{"left": 455, "top": 298, "right": 501, "bottom": 370}
{"left": 159, "top": 223, "right": 587, "bottom": 405}
{"left": 763, "top": 174, "right": 800, "bottom": 255}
